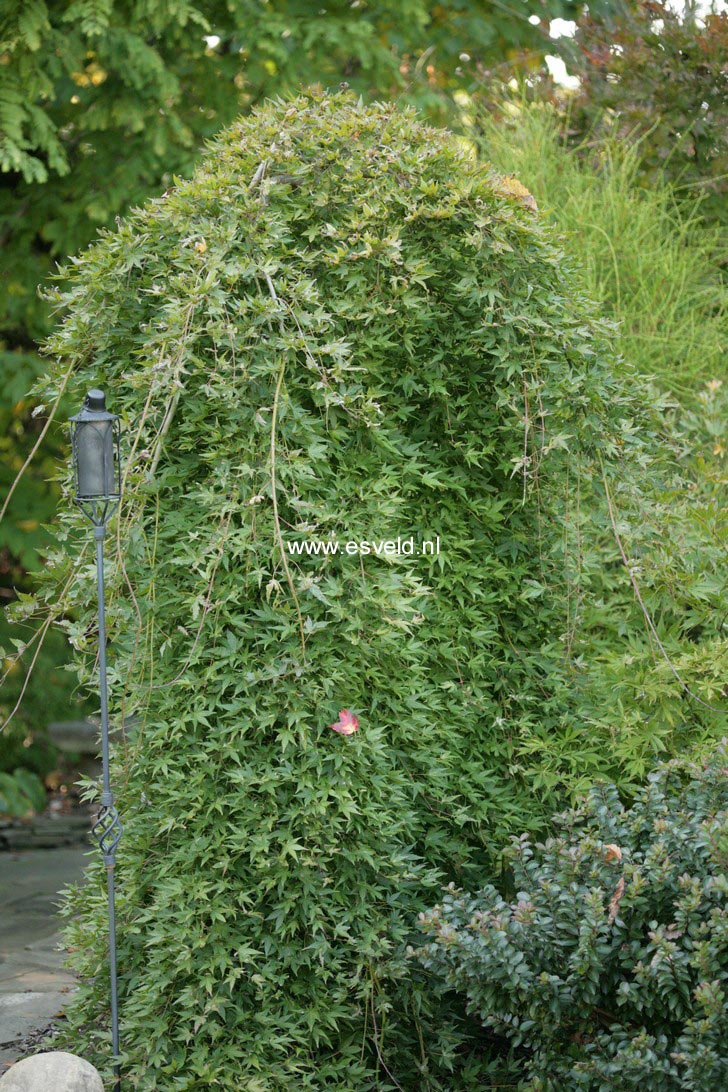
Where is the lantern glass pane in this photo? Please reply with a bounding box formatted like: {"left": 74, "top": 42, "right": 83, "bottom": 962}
{"left": 75, "top": 419, "right": 115, "bottom": 498}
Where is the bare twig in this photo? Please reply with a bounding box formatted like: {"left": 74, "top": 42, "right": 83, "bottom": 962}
{"left": 0, "top": 363, "right": 74, "bottom": 524}
{"left": 0, "top": 616, "right": 54, "bottom": 734}
{"left": 247, "top": 160, "right": 269, "bottom": 193}
{"left": 263, "top": 271, "right": 306, "bottom": 659}
{"left": 147, "top": 509, "right": 232, "bottom": 691}
{"left": 270, "top": 356, "right": 306, "bottom": 659}
{"left": 368, "top": 966, "right": 405, "bottom": 1092}
{"left": 148, "top": 388, "right": 181, "bottom": 478}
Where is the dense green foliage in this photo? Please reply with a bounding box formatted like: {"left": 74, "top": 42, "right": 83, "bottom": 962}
{"left": 415, "top": 747, "right": 728, "bottom": 1090}
{"left": 2, "top": 7, "right": 726, "bottom": 1079}
{"left": 0, "top": 0, "right": 608, "bottom": 762}
{"left": 34, "top": 91, "right": 653, "bottom": 1087}
{"left": 2, "top": 0, "right": 592, "bottom": 184}
{"left": 466, "top": 100, "right": 728, "bottom": 775}
{"left": 0, "top": 0, "right": 606, "bottom": 350}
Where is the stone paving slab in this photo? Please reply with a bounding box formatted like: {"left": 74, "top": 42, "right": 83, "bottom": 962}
{"left": 0, "top": 816, "right": 91, "bottom": 852}
{"left": 0, "top": 848, "right": 89, "bottom": 1071}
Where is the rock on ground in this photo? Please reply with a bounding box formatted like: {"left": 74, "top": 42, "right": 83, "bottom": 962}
{"left": 0, "top": 1051, "right": 103, "bottom": 1090}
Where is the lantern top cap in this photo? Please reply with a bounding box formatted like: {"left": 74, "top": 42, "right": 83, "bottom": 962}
{"left": 85, "top": 389, "right": 106, "bottom": 411}
{"left": 70, "top": 388, "right": 117, "bottom": 423}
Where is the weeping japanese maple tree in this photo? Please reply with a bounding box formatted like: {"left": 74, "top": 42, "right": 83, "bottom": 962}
{"left": 37, "top": 91, "right": 641, "bottom": 1088}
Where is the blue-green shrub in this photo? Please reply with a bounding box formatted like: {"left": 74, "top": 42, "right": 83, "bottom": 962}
{"left": 415, "top": 748, "right": 728, "bottom": 1090}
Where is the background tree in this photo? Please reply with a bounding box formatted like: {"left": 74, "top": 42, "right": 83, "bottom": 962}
{"left": 562, "top": 1, "right": 728, "bottom": 227}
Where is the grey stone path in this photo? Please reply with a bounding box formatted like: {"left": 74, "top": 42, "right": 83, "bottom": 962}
{"left": 0, "top": 847, "right": 88, "bottom": 1072}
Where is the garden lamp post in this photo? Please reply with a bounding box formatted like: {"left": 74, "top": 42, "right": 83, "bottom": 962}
{"left": 70, "top": 389, "right": 123, "bottom": 1091}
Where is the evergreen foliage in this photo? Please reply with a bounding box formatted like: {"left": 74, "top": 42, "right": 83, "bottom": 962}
{"left": 415, "top": 746, "right": 728, "bottom": 1090}
{"left": 35, "top": 90, "right": 648, "bottom": 1087}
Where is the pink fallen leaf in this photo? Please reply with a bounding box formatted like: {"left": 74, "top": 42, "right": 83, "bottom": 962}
{"left": 329, "top": 709, "right": 359, "bottom": 735}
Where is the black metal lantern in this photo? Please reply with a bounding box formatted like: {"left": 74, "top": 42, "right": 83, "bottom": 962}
{"left": 69, "top": 389, "right": 123, "bottom": 1090}
{"left": 70, "top": 389, "right": 121, "bottom": 525}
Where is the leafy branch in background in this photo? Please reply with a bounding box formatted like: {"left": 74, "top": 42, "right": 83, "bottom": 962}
{"left": 0, "top": 766, "right": 47, "bottom": 817}
{"left": 552, "top": 1, "right": 728, "bottom": 227}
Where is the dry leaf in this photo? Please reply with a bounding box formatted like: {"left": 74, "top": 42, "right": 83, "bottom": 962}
{"left": 604, "top": 843, "right": 623, "bottom": 863}
{"left": 608, "top": 876, "right": 625, "bottom": 924}
{"left": 493, "top": 175, "right": 538, "bottom": 212}
{"left": 329, "top": 709, "right": 359, "bottom": 735}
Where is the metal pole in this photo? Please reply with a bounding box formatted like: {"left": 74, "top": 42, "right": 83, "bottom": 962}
{"left": 92, "top": 523, "right": 122, "bottom": 1092}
